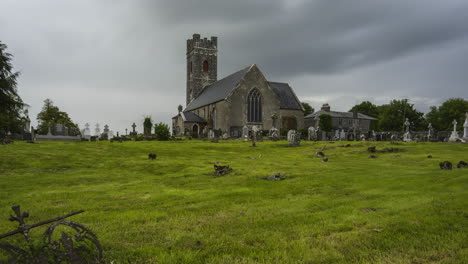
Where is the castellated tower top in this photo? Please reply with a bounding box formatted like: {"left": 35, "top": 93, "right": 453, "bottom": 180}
{"left": 187, "top": 34, "right": 218, "bottom": 54}
{"left": 186, "top": 34, "right": 218, "bottom": 106}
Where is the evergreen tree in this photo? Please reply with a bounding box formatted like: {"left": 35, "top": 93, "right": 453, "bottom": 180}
{"left": 36, "top": 99, "right": 79, "bottom": 135}
{"left": 0, "top": 41, "right": 25, "bottom": 137}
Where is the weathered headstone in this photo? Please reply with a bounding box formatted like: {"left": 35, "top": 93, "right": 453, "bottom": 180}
{"left": 83, "top": 123, "right": 91, "bottom": 140}
{"left": 208, "top": 129, "right": 215, "bottom": 140}
{"left": 449, "top": 119, "right": 460, "bottom": 142}
{"left": 269, "top": 127, "right": 279, "bottom": 141}
{"left": 427, "top": 123, "right": 434, "bottom": 141}
{"left": 55, "top": 124, "right": 65, "bottom": 136}
{"left": 94, "top": 123, "right": 101, "bottom": 137}
{"left": 288, "top": 130, "right": 301, "bottom": 147}
{"left": 242, "top": 125, "right": 249, "bottom": 141}
{"left": 403, "top": 118, "right": 412, "bottom": 142}
{"left": 463, "top": 113, "right": 468, "bottom": 140}
{"left": 340, "top": 129, "right": 346, "bottom": 141}
{"left": 308, "top": 126, "right": 317, "bottom": 141}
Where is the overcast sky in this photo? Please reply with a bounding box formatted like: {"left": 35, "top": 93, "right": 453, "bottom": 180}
{"left": 1, "top": 0, "right": 467, "bottom": 134}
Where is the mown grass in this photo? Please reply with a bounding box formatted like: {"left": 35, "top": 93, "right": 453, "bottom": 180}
{"left": 0, "top": 140, "right": 467, "bottom": 263}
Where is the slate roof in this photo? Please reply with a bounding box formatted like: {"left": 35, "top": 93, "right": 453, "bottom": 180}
{"left": 305, "top": 110, "right": 376, "bottom": 120}
{"left": 267, "top": 82, "right": 303, "bottom": 110}
{"left": 184, "top": 65, "right": 303, "bottom": 112}
{"left": 181, "top": 112, "right": 206, "bottom": 123}
{"left": 185, "top": 66, "right": 251, "bottom": 111}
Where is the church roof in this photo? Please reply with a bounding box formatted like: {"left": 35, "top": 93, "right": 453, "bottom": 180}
{"left": 267, "top": 82, "right": 303, "bottom": 110}
{"left": 185, "top": 66, "right": 251, "bottom": 111}
{"left": 182, "top": 111, "right": 206, "bottom": 123}
{"left": 184, "top": 65, "right": 303, "bottom": 112}
{"left": 305, "top": 110, "right": 376, "bottom": 120}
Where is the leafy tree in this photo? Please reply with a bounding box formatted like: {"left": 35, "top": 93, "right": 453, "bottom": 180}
{"left": 349, "top": 101, "right": 379, "bottom": 118}
{"left": 349, "top": 101, "right": 379, "bottom": 131}
{"left": 143, "top": 116, "right": 153, "bottom": 136}
{"left": 301, "top": 102, "right": 314, "bottom": 116}
{"left": 37, "top": 99, "right": 79, "bottom": 135}
{"left": 319, "top": 114, "right": 332, "bottom": 132}
{"left": 0, "top": 41, "right": 26, "bottom": 137}
{"left": 377, "top": 99, "right": 426, "bottom": 131}
{"left": 154, "top": 122, "right": 170, "bottom": 140}
{"left": 425, "top": 98, "right": 468, "bottom": 131}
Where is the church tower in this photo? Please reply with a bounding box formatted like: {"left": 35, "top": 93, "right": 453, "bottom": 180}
{"left": 186, "top": 34, "right": 218, "bottom": 105}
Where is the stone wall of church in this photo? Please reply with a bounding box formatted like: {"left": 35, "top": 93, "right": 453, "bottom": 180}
{"left": 224, "top": 66, "right": 281, "bottom": 133}
{"left": 279, "top": 109, "right": 305, "bottom": 130}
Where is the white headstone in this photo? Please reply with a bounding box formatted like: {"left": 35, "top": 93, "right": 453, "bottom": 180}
{"left": 94, "top": 123, "right": 101, "bottom": 137}
{"left": 242, "top": 125, "right": 249, "bottom": 141}
{"left": 449, "top": 119, "right": 460, "bottom": 142}
{"left": 340, "top": 129, "right": 346, "bottom": 140}
{"left": 83, "top": 123, "right": 91, "bottom": 139}
{"left": 463, "top": 113, "right": 468, "bottom": 139}
{"left": 308, "top": 126, "right": 316, "bottom": 141}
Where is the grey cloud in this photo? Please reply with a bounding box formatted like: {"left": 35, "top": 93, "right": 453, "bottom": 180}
{"left": 1, "top": 0, "right": 467, "bottom": 134}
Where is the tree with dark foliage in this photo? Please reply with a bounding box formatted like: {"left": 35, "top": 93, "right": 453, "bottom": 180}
{"left": 37, "top": 99, "right": 80, "bottom": 135}
{"left": 301, "top": 102, "right": 314, "bottom": 116}
{"left": 0, "top": 41, "right": 26, "bottom": 138}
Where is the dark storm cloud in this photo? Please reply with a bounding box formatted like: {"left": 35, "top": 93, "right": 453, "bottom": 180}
{"left": 1, "top": 0, "right": 467, "bottom": 133}
{"left": 147, "top": 0, "right": 468, "bottom": 78}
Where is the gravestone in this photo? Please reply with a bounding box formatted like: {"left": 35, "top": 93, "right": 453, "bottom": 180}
{"left": 463, "top": 113, "right": 468, "bottom": 140}
{"left": 449, "top": 119, "right": 460, "bottom": 142}
{"left": 403, "top": 118, "right": 412, "bottom": 142}
{"left": 208, "top": 129, "right": 215, "bottom": 140}
{"left": 94, "top": 123, "right": 101, "bottom": 137}
{"left": 83, "top": 123, "right": 91, "bottom": 140}
{"left": 308, "top": 126, "right": 317, "bottom": 141}
{"left": 252, "top": 125, "right": 260, "bottom": 144}
{"left": 334, "top": 130, "right": 340, "bottom": 141}
{"left": 242, "top": 125, "right": 249, "bottom": 141}
{"left": 269, "top": 127, "right": 279, "bottom": 141}
{"left": 340, "top": 129, "right": 346, "bottom": 141}
{"left": 130, "top": 123, "right": 137, "bottom": 137}
{"left": 288, "top": 130, "right": 301, "bottom": 147}
{"left": 222, "top": 132, "right": 229, "bottom": 140}
{"left": 287, "top": 130, "right": 294, "bottom": 142}
{"left": 427, "top": 123, "right": 434, "bottom": 141}
{"left": 55, "top": 124, "right": 65, "bottom": 136}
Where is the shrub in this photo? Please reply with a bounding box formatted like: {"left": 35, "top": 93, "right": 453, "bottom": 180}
{"left": 154, "top": 123, "right": 170, "bottom": 141}
{"left": 319, "top": 114, "right": 332, "bottom": 132}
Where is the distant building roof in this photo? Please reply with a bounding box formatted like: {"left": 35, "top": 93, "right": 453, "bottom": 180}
{"left": 184, "top": 65, "right": 303, "bottom": 112}
{"left": 305, "top": 110, "right": 376, "bottom": 120}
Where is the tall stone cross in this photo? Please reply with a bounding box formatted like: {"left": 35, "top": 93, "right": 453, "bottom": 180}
{"left": 125, "top": 128, "right": 128, "bottom": 135}
{"left": 132, "top": 123, "right": 136, "bottom": 133}
{"left": 404, "top": 118, "right": 410, "bottom": 132}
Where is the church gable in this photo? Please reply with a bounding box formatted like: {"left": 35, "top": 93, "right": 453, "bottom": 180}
{"left": 184, "top": 66, "right": 250, "bottom": 112}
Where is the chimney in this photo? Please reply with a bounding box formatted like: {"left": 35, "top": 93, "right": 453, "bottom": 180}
{"left": 321, "top": 103, "right": 331, "bottom": 112}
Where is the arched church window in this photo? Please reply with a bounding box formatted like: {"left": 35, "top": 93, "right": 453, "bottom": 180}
{"left": 247, "top": 89, "right": 262, "bottom": 123}
{"left": 203, "top": 60, "right": 209, "bottom": 72}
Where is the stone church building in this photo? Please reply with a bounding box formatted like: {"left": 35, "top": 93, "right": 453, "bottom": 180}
{"left": 172, "top": 34, "right": 304, "bottom": 137}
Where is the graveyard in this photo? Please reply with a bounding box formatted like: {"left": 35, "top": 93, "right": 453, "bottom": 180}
{"left": 0, "top": 139, "right": 467, "bottom": 263}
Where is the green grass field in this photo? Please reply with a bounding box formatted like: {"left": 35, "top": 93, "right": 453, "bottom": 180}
{"left": 0, "top": 140, "right": 467, "bottom": 263}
